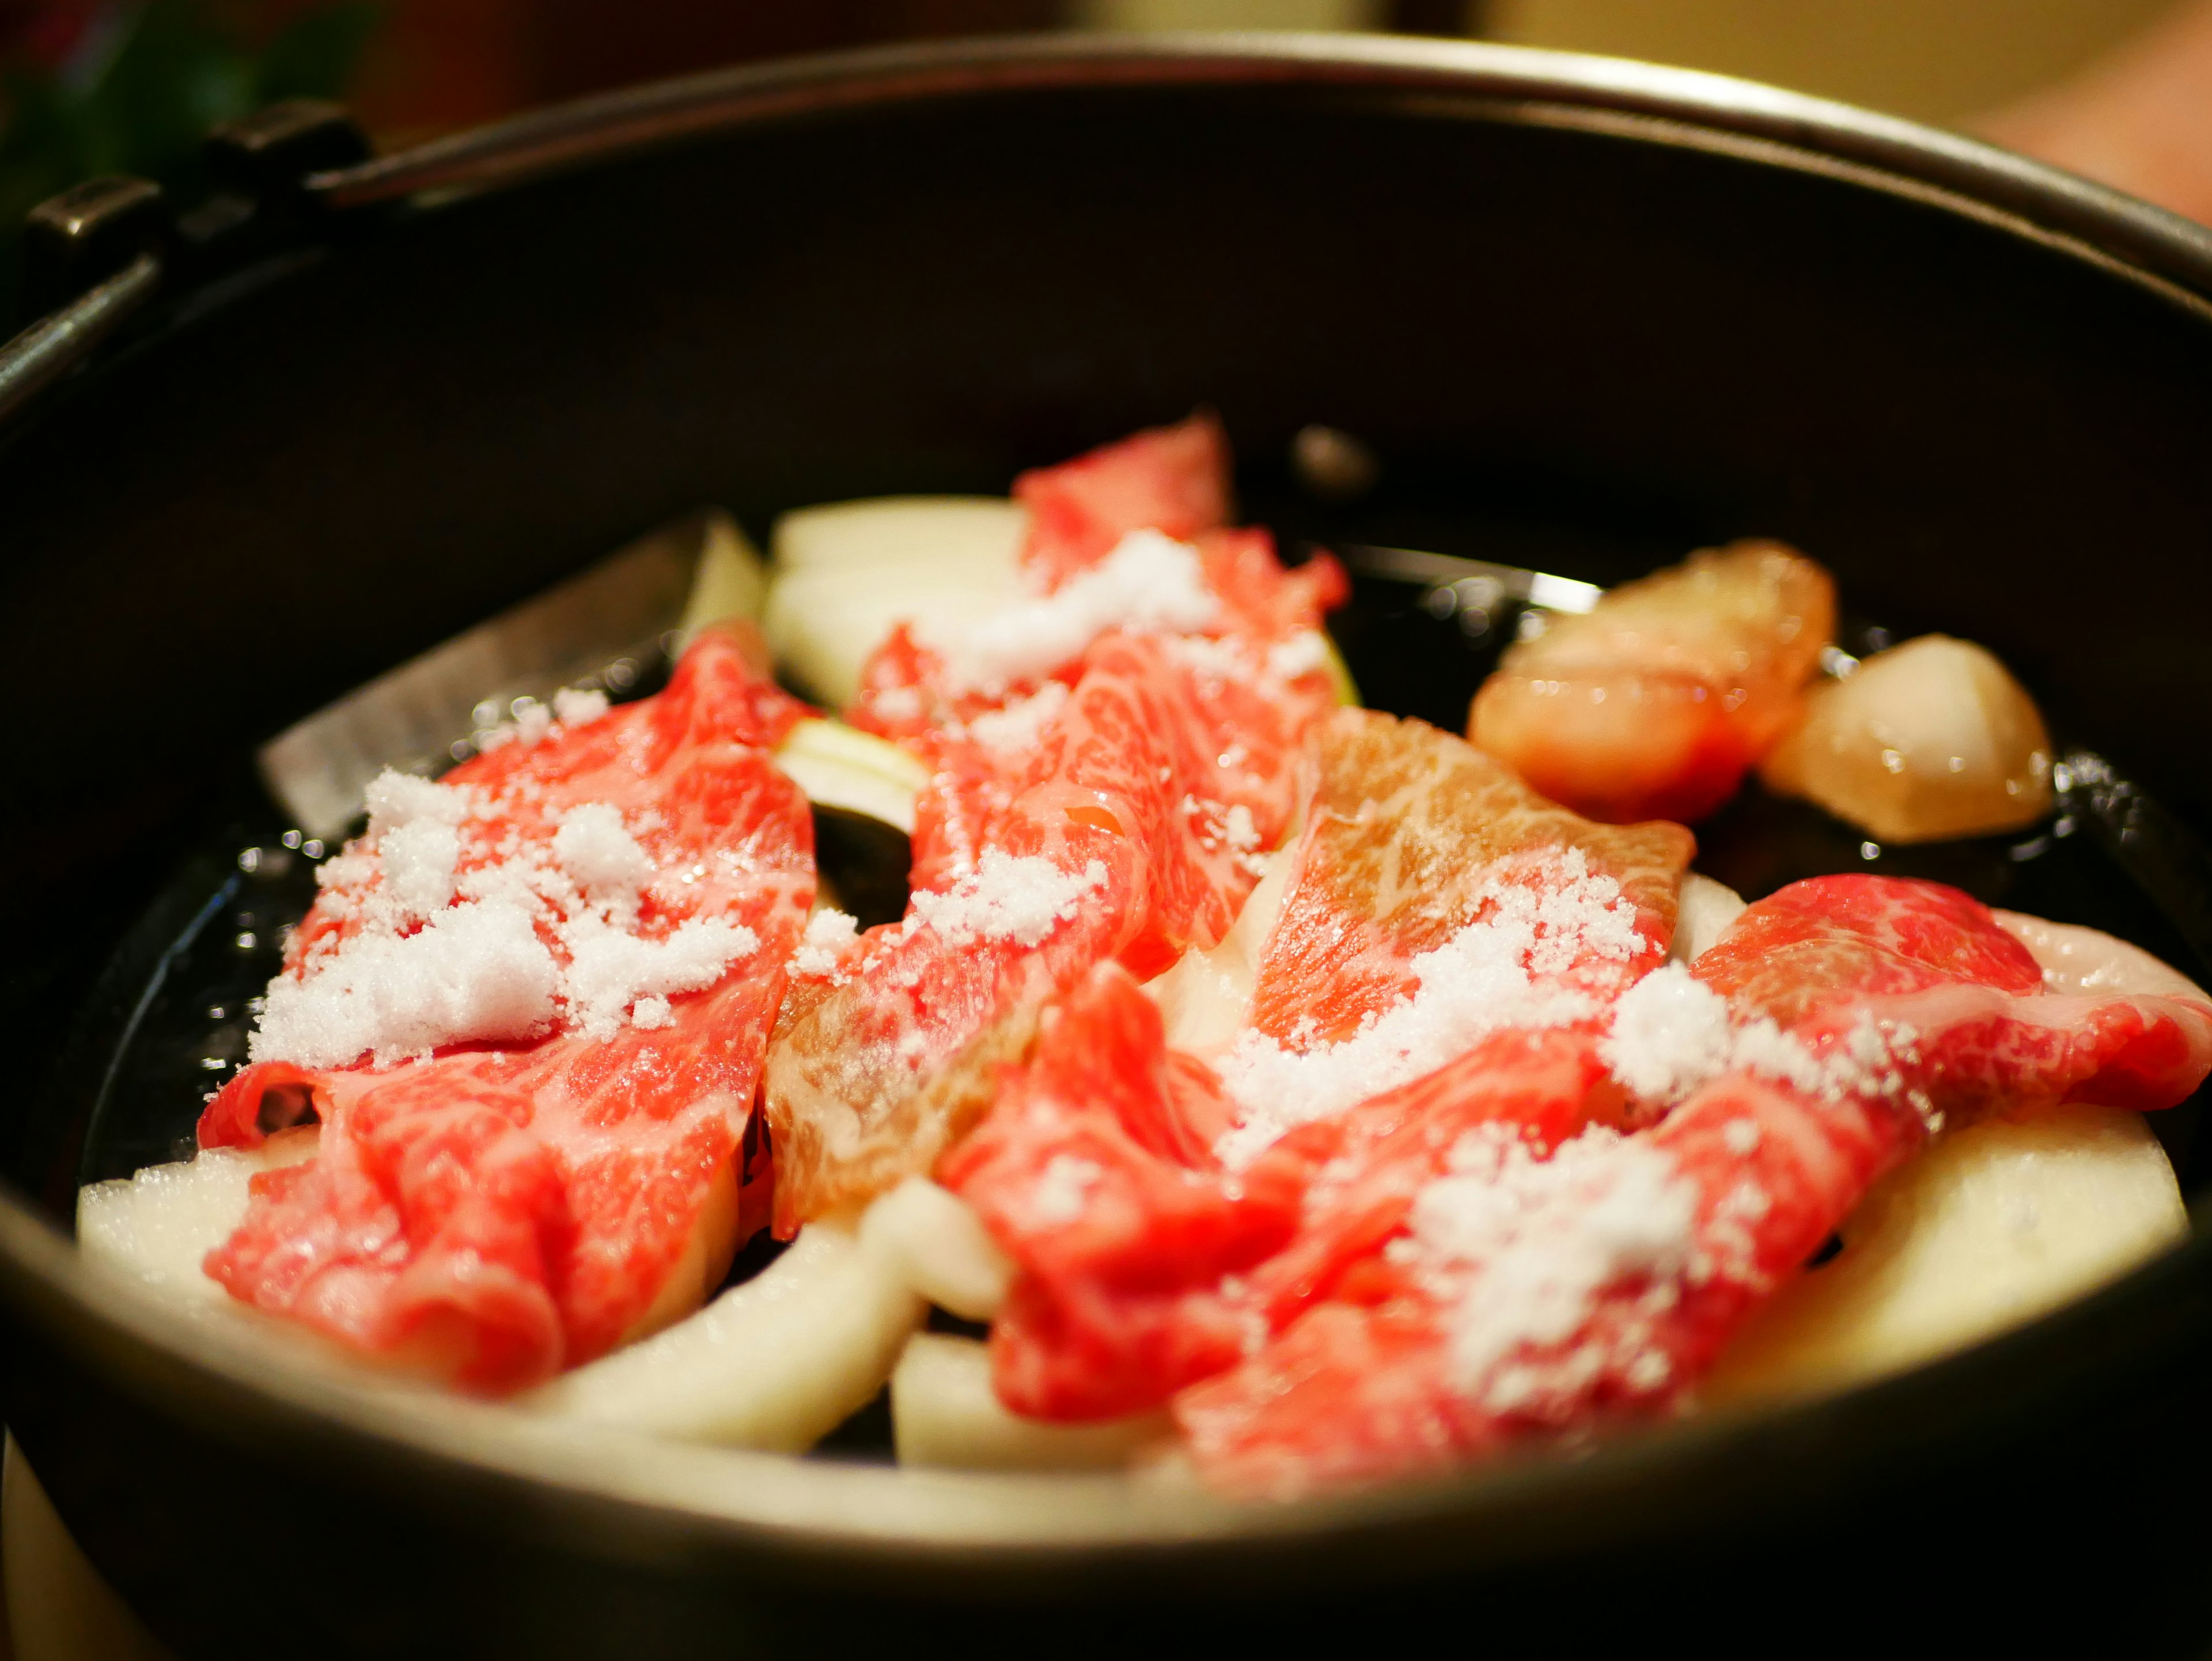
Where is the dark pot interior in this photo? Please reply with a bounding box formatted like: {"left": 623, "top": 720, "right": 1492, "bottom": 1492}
{"left": 3, "top": 36, "right": 2212, "bottom": 1659}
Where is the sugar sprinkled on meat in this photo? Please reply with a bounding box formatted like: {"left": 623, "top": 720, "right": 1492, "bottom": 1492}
{"left": 1265, "top": 630, "right": 1330, "bottom": 682}
{"left": 1215, "top": 850, "right": 1641, "bottom": 1166}
{"left": 926, "top": 528, "right": 1219, "bottom": 692}
{"left": 1028, "top": 1154, "right": 1103, "bottom": 1225}
{"left": 563, "top": 916, "right": 759, "bottom": 1041}
{"left": 552, "top": 802, "right": 654, "bottom": 906}
{"left": 250, "top": 772, "right": 767, "bottom": 1068}
{"left": 252, "top": 901, "right": 560, "bottom": 1069}
{"left": 963, "top": 680, "right": 1070, "bottom": 754}
{"left": 364, "top": 769, "right": 475, "bottom": 835}
{"left": 1395, "top": 1123, "right": 1700, "bottom": 1409}
{"left": 552, "top": 686, "right": 609, "bottom": 727}
{"left": 1601, "top": 963, "right": 1737, "bottom": 1102}
{"left": 910, "top": 849, "right": 1110, "bottom": 949}
{"left": 378, "top": 818, "right": 461, "bottom": 920}
{"left": 1600, "top": 960, "right": 1918, "bottom": 1108}
{"left": 791, "top": 907, "right": 860, "bottom": 978}
{"left": 474, "top": 684, "right": 607, "bottom": 753}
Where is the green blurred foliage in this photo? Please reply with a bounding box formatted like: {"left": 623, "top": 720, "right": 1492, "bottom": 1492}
{"left": 0, "top": 1, "right": 378, "bottom": 322}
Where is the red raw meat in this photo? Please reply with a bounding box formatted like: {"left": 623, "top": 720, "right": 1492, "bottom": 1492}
{"left": 1176, "top": 875, "right": 2212, "bottom": 1497}
{"left": 1014, "top": 411, "right": 1234, "bottom": 587}
{"left": 199, "top": 630, "right": 813, "bottom": 1392}
{"left": 769, "top": 425, "right": 1346, "bottom": 1234}
{"left": 944, "top": 713, "right": 1689, "bottom": 1422}
{"left": 768, "top": 628, "right": 1332, "bottom": 1233}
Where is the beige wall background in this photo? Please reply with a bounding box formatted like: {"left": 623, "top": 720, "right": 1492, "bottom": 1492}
{"left": 1073, "top": 0, "right": 2180, "bottom": 124}
{"left": 1488, "top": 0, "right": 2175, "bottom": 123}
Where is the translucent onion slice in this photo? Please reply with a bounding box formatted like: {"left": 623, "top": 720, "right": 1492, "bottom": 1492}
{"left": 764, "top": 498, "right": 1027, "bottom": 707}
{"left": 858, "top": 1176, "right": 1013, "bottom": 1322}
{"left": 1760, "top": 634, "right": 2054, "bottom": 843}
{"left": 1704, "top": 1102, "right": 2184, "bottom": 1405}
{"left": 1707, "top": 910, "right": 2192, "bottom": 1405}
{"left": 522, "top": 1221, "right": 922, "bottom": 1448}
{"left": 774, "top": 717, "right": 929, "bottom": 837}
{"left": 1669, "top": 872, "right": 1748, "bottom": 964}
{"left": 891, "top": 1333, "right": 1171, "bottom": 1471}
{"left": 77, "top": 1128, "right": 320, "bottom": 1307}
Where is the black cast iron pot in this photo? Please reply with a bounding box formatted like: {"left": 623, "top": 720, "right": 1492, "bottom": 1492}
{"left": 4, "top": 33, "right": 2212, "bottom": 1660}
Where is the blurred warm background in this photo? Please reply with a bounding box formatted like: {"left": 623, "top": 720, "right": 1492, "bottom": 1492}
{"left": 0, "top": 0, "right": 2207, "bottom": 318}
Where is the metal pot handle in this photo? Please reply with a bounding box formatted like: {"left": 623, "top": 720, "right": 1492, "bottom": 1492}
{"left": 0, "top": 99, "right": 370, "bottom": 429}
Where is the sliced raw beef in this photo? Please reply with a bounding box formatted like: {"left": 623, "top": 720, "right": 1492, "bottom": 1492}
{"left": 944, "top": 713, "right": 1691, "bottom": 1421}
{"left": 199, "top": 630, "right": 813, "bottom": 1392}
{"left": 767, "top": 423, "right": 1347, "bottom": 1235}
{"left": 1013, "top": 411, "right": 1234, "bottom": 587}
{"left": 1175, "top": 875, "right": 2212, "bottom": 1496}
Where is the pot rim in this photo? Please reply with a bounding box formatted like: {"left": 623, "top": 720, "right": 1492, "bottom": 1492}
{"left": 7, "top": 30, "right": 2212, "bottom": 1583}
{"left": 309, "top": 30, "right": 2212, "bottom": 302}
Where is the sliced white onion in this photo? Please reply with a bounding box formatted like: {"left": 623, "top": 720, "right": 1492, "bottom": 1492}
{"left": 891, "top": 1333, "right": 1171, "bottom": 1471}
{"left": 764, "top": 498, "right": 1026, "bottom": 707}
{"left": 1670, "top": 872, "right": 1748, "bottom": 964}
{"left": 1705, "top": 1102, "right": 2184, "bottom": 1406}
{"left": 524, "top": 1221, "right": 922, "bottom": 1450}
{"left": 858, "top": 1176, "right": 1013, "bottom": 1322}
{"left": 772, "top": 717, "right": 928, "bottom": 837}
{"left": 77, "top": 1128, "right": 320, "bottom": 1304}
{"left": 673, "top": 510, "right": 767, "bottom": 646}
{"left": 1144, "top": 841, "right": 1297, "bottom": 1055}
{"left": 771, "top": 496, "right": 1028, "bottom": 576}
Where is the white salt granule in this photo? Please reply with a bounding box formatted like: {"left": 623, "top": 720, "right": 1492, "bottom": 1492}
{"left": 563, "top": 916, "right": 759, "bottom": 1042}
{"left": 869, "top": 684, "right": 925, "bottom": 723}
{"left": 928, "top": 528, "right": 1219, "bottom": 691}
{"left": 552, "top": 686, "right": 609, "bottom": 727}
{"left": 791, "top": 908, "right": 860, "bottom": 978}
{"left": 1222, "top": 804, "right": 1260, "bottom": 853}
{"left": 474, "top": 685, "right": 603, "bottom": 753}
{"left": 1029, "top": 1155, "right": 1103, "bottom": 1225}
{"left": 1266, "top": 630, "right": 1330, "bottom": 682}
{"left": 910, "top": 850, "right": 1109, "bottom": 949}
{"left": 1599, "top": 961, "right": 1916, "bottom": 1108}
{"left": 378, "top": 817, "right": 460, "bottom": 920}
{"left": 1399, "top": 1125, "right": 1700, "bottom": 1407}
{"left": 1214, "top": 850, "right": 1641, "bottom": 1167}
{"left": 254, "top": 780, "right": 770, "bottom": 1066}
{"left": 512, "top": 701, "right": 555, "bottom": 747}
{"left": 964, "top": 680, "right": 1069, "bottom": 754}
{"left": 363, "top": 769, "right": 474, "bottom": 836}
{"left": 1162, "top": 633, "right": 1252, "bottom": 682}
{"left": 552, "top": 802, "right": 653, "bottom": 905}
{"left": 1600, "top": 963, "right": 1737, "bottom": 1103}
{"left": 252, "top": 901, "right": 560, "bottom": 1070}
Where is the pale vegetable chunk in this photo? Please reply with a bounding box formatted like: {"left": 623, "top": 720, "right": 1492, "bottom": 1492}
{"left": 892, "top": 1333, "right": 1171, "bottom": 1471}
{"left": 773, "top": 717, "right": 929, "bottom": 836}
{"left": 763, "top": 498, "right": 1027, "bottom": 707}
{"left": 1760, "top": 634, "right": 2054, "bottom": 843}
{"left": 1669, "top": 872, "right": 1748, "bottom": 964}
{"left": 77, "top": 1129, "right": 319, "bottom": 1304}
{"left": 673, "top": 510, "right": 767, "bottom": 646}
{"left": 523, "top": 1221, "right": 923, "bottom": 1450}
{"left": 1143, "top": 841, "right": 1296, "bottom": 1054}
{"left": 858, "top": 1176, "right": 1014, "bottom": 1322}
{"left": 1705, "top": 1103, "right": 2185, "bottom": 1406}
{"left": 772, "top": 496, "right": 1028, "bottom": 576}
